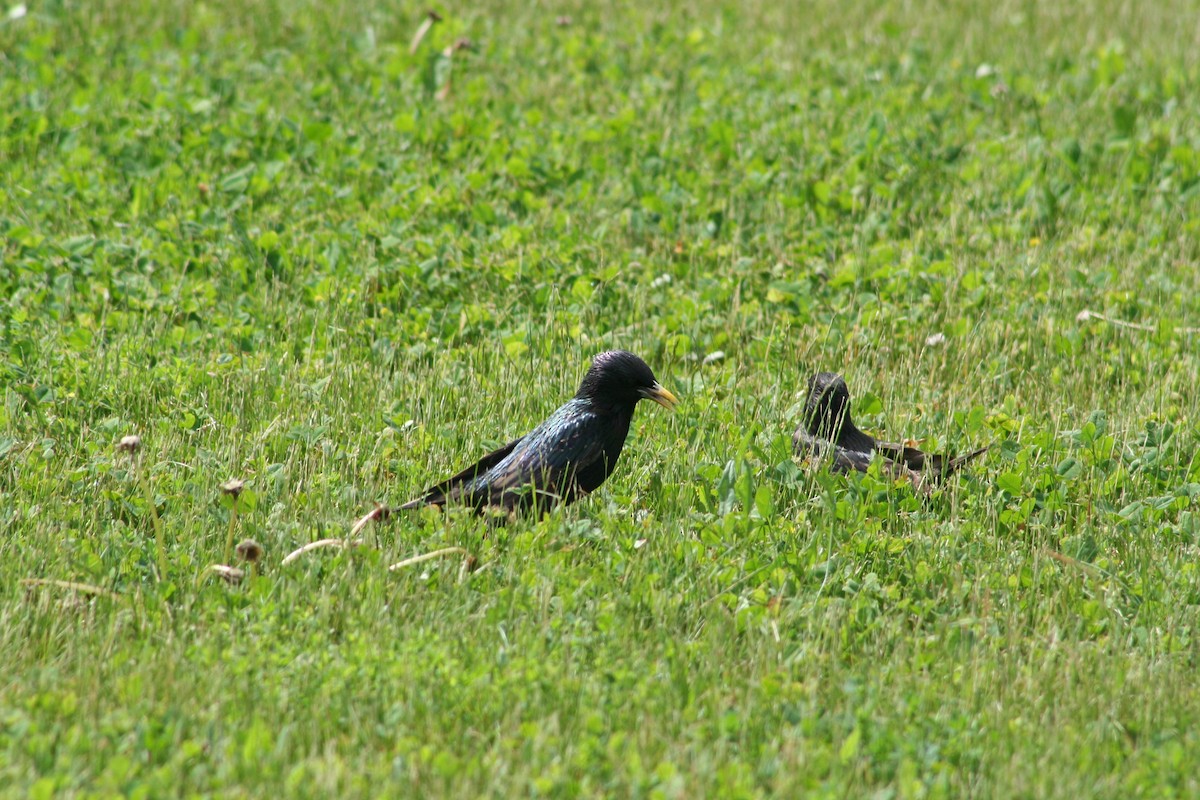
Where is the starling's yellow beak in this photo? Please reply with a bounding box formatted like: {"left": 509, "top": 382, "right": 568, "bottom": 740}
{"left": 640, "top": 382, "right": 679, "bottom": 410}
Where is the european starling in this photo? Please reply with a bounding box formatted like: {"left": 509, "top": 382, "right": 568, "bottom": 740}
{"left": 401, "top": 350, "right": 678, "bottom": 513}
{"left": 794, "top": 372, "right": 988, "bottom": 493}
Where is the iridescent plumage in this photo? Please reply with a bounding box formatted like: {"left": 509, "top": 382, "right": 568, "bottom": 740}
{"left": 402, "top": 350, "right": 677, "bottom": 513}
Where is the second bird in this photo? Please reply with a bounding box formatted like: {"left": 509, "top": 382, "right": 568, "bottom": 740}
{"left": 401, "top": 350, "right": 678, "bottom": 513}
{"left": 794, "top": 372, "right": 988, "bottom": 494}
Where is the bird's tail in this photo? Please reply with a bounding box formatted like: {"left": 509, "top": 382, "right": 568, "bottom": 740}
{"left": 944, "top": 445, "right": 991, "bottom": 476}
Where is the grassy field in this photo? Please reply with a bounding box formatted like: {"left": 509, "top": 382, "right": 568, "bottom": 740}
{"left": 4, "top": 0, "right": 1200, "bottom": 795}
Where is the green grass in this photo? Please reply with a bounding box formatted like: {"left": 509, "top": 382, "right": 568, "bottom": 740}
{"left": 3, "top": 0, "right": 1200, "bottom": 795}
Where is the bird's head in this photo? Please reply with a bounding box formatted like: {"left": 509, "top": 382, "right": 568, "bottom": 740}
{"left": 577, "top": 350, "right": 678, "bottom": 411}
{"left": 804, "top": 371, "right": 853, "bottom": 438}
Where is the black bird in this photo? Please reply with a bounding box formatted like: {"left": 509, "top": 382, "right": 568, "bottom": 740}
{"left": 794, "top": 372, "right": 988, "bottom": 493}
{"left": 399, "top": 350, "right": 677, "bottom": 514}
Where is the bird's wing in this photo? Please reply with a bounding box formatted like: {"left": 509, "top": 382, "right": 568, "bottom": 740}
{"left": 874, "top": 440, "right": 932, "bottom": 471}
{"left": 477, "top": 407, "right": 609, "bottom": 508}
{"left": 876, "top": 440, "right": 990, "bottom": 477}
{"left": 400, "top": 436, "right": 525, "bottom": 508}
{"left": 797, "top": 431, "right": 928, "bottom": 494}
{"left": 794, "top": 430, "right": 874, "bottom": 473}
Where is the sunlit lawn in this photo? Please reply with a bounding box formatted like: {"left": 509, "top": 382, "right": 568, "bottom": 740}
{"left": 3, "top": 0, "right": 1200, "bottom": 795}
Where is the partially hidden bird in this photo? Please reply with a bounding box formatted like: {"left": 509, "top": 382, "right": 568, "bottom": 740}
{"left": 356, "top": 351, "right": 678, "bottom": 530}
{"left": 793, "top": 372, "right": 988, "bottom": 494}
